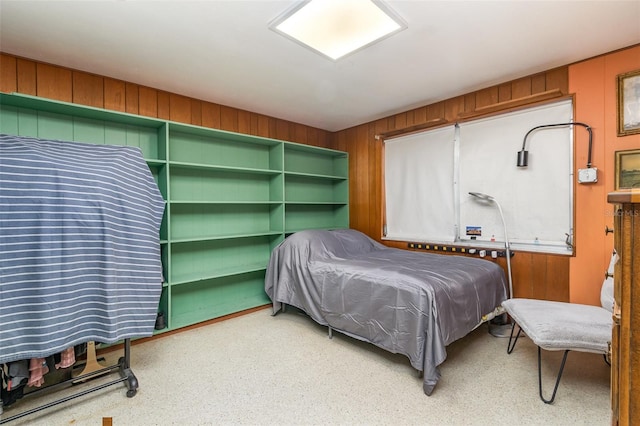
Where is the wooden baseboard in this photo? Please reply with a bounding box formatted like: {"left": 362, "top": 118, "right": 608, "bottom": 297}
{"left": 96, "top": 304, "right": 272, "bottom": 356}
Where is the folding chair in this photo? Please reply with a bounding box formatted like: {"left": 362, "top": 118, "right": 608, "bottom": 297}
{"left": 501, "top": 251, "right": 617, "bottom": 404}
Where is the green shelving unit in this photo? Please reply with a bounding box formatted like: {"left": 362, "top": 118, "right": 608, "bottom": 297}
{"left": 0, "top": 92, "right": 349, "bottom": 332}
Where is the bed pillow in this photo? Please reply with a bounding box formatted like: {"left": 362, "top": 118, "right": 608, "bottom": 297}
{"left": 330, "top": 229, "right": 385, "bottom": 255}
{"left": 284, "top": 229, "right": 384, "bottom": 262}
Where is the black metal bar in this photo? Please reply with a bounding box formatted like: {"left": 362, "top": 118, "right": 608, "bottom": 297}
{"left": 0, "top": 376, "right": 128, "bottom": 424}
{"left": 538, "top": 347, "right": 569, "bottom": 404}
{"left": 0, "top": 338, "right": 138, "bottom": 424}
{"left": 123, "top": 338, "right": 131, "bottom": 370}
{"left": 5, "top": 363, "right": 121, "bottom": 404}
{"left": 506, "top": 322, "right": 522, "bottom": 354}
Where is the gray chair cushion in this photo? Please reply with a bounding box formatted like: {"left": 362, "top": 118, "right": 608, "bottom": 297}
{"left": 502, "top": 298, "right": 612, "bottom": 353}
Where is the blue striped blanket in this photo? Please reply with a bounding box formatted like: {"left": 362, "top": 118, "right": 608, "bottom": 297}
{"left": 0, "top": 134, "right": 165, "bottom": 364}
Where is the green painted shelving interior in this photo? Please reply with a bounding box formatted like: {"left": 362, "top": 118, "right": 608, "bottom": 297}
{"left": 0, "top": 93, "right": 349, "bottom": 331}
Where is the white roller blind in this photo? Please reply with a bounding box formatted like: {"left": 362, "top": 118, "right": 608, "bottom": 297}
{"left": 458, "top": 100, "right": 573, "bottom": 250}
{"left": 384, "top": 126, "right": 456, "bottom": 242}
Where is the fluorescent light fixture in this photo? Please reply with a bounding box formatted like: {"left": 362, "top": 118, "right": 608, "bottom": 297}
{"left": 270, "top": 0, "right": 407, "bottom": 61}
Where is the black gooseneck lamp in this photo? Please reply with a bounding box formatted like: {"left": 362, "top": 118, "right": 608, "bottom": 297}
{"left": 517, "top": 122, "right": 593, "bottom": 168}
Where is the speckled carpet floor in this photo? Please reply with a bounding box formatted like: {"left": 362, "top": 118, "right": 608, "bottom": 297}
{"left": 2, "top": 307, "right": 610, "bottom": 425}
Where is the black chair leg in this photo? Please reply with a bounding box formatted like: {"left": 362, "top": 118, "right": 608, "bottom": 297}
{"left": 507, "top": 322, "right": 522, "bottom": 354}
{"left": 538, "top": 347, "right": 569, "bottom": 404}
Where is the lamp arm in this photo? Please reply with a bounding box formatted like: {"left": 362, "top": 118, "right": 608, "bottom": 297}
{"left": 492, "top": 200, "right": 514, "bottom": 299}
{"left": 520, "top": 122, "right": 593, "bottom": 168}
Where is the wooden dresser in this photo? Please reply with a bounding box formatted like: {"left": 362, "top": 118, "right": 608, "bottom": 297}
{"left": 608, "top": 189, "right": 640, "bottom": 426}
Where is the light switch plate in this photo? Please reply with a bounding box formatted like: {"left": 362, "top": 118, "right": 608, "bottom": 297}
{"left": 578, "top": 167, "right": 598, "bottom": 183}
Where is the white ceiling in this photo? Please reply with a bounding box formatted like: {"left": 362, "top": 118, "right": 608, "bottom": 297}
{"left": 1, "top": 1, "right": 639, "bottom": 132}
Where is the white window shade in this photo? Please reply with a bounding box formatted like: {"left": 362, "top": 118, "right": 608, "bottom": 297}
{"left": 384, "top": 126, "right": 456, "bottom": 242}
{"left": 458, "top": 100, "right": 573, "bottom": 251}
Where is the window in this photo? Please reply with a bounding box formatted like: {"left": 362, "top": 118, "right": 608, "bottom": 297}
{"left": 384, "top": 99, "right": 574, "bottom": 254}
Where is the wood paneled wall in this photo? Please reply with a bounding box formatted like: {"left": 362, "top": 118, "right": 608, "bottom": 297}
{"left": 0, "top": 53, "right": 333, "bottom": 148}
{"left": 0, "top": 51, "right": 570, "bottom": 300}
{"left": 334, "top": 67, "right": 571, "bottom": 301}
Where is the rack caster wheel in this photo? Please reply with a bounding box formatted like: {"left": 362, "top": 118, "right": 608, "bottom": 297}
{"left": 126, "top": 389, "right": 137, "bottom": 398}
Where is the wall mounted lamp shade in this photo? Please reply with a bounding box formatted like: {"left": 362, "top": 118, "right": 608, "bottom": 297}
{"left": 269, "top": 0, "right": 407, "bottom": 61}
{"left": 516, "top": 149, "right": 528, "bottom": 168}
{"left": 517, "top": 122, "right": 593, "bottom": 168}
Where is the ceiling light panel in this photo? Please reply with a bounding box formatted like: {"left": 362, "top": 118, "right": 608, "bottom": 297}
{"left": 270, "top": 0, "right": 407, "bottom": 61}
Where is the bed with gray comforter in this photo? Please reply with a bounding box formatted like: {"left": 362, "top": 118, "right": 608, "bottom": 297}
{"left": 265, "top": 229, "right": 507, "bottom": 395}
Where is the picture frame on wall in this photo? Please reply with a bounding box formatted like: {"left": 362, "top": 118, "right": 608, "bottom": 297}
{"left": 615, "top": 149, "right": 640, "bottom": 190}
{"left": 617, "top": 69, "right": 640, "bottom": 136}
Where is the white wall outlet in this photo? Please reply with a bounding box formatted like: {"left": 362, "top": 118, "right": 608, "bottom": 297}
{"left": 578, "top": 167, "right": 598, "bottom": 183}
